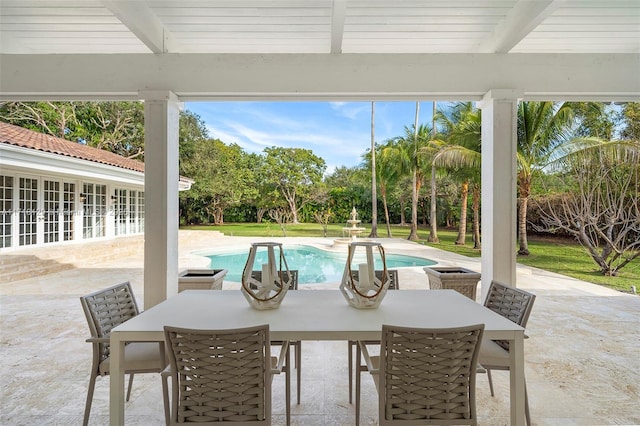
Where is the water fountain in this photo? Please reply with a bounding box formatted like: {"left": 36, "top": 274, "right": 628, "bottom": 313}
{"left": 334, "top": 207, "right": 367, "bottom": 247}
{"left": 343, "top": 207, "right": 366, "bottom": 239}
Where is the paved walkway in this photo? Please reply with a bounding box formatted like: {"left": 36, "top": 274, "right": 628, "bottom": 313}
{"left": 1, "top": 231, "right": 638, "bottom": 425}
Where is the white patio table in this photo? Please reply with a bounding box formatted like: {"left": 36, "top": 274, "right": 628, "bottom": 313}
{"left": 110, "top": 289, "right": 526, "bottom": 425}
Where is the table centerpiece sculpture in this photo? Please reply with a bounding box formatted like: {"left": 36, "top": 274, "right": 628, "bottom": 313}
{"left": 339, "top": 241, "right": 391, "bottom": 309}
{"left": 241, "top": 242, "right": 292, "bottom": 310}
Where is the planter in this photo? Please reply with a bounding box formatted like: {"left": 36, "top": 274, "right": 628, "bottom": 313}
{"left": 178, "top": 268, "right": 228, "bottom": 292}
{"left": 423, "top": 266, "right": 480, "bottom": 300}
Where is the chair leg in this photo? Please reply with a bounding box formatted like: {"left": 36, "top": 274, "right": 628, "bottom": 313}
{"left": 355, "top": 343, "right": 361, "bottom": 426}
{"left": 161, "top": 372, "right": 170, "bottom": 426}
{"left": 126, "top": 373, "right": 135, "bottom": 401}
{"left": 348, "top": 340, "right": 353, "bottom": 404}
{"left": 295, "top": 341, "right": 301, "bottom": 405}
{"left": 487, "top": 369, "right": 495, "bottom": 397}
{"left": 82, "top": 373, "right": 98, "bottom": 426}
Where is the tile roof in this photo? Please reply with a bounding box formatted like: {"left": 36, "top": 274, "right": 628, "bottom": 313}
{"left": 0, "top": 121, "right": 145, "bottom": 173}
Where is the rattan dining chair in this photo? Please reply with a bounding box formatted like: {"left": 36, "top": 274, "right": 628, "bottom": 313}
{"left": 250, "top": 270, "right": 301, "bottom": 405}
{"left": 347, "top": 269, "right": 399, "bottom": 404}
{"left": 80, "top": 281, "right": 165, "bottom": 426}
{"left": 356, "top": 324, "right": 485, "bottom": 425}
{"left": 162, "top": 324, "right": 289, "bottom": 426}
{"left": 480, "top": 280, "right": 536, "bottom": 426}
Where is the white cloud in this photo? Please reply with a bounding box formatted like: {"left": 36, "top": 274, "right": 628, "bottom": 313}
{"left": 188, "top": 101, "right": 392, "bottom": 169}
{"left": 329, "top": 102, "right": 370, "bottom": 120}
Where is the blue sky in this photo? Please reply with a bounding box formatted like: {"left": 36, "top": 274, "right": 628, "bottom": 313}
{"left": 185, "top": 101, "right": 436, "bottom": 174}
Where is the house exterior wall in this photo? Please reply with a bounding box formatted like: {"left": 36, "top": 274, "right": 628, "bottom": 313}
{"left": 0, "top": 146, "right": 145, "bottom": 251}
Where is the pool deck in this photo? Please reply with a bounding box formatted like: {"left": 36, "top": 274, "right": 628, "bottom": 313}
{"left": 1, "top": 230, "right": 639, "bottom": 425}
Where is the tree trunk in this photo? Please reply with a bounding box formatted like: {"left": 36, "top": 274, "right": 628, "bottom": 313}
{"left": 256, "top": 207, "right": 267, "bottom": 223}
{"left": 381, "top": 186, "right": 392, "bottom": 237}
{"left": 428, "top": 102, "right": 439, "bottom": 243}
{"left": 472, "top": 184, "right": 481, "bottom": 249}
{"left": 408, "top": 169, "right": 419, "bottom": 240}
{"left": 517, "top": 173, "right": 531, "bottom": 255}
{"left": 428, "top": 164, "right": 439, "bottom": 242}
{"left": 369, "top": 101, "right": 378, "bottom": 238}
{"left": 408, "top": 101, "right": 420, "bottom": 241}
{"left": 517, "top": 196, "right": 530, "bottom": 255}
{"left": 455, "top": 181, "right": 469, "bottom": 245}
{"left": 288, "top": 199, "right": 299, "bottom": 224}
{"left": 421, "top": 199, "right": 428, "bottom": 226}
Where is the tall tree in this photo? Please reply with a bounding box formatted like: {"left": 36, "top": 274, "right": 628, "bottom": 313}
{"left": 534, "top": 141, "right": 640, "bottom": 275}
{"left": 408, "top": 102, "right": 421, "bottom": 241}
{"left": 324, "top": 165, "right": 369, "bottom": 222}
{"left": 178, "top": 110, "right": 210, "bottom": 224}
{"left": 0, "top": 101, "right": 77, "bottom": 138}
{"left": 390, "top": 122, "right": 431, "bottom": 239}
{"left": 369, "top": 101, "right": 378, "bottom": 238}
{"left": 0, "top": 100, "right": 146, "bottom": 159}
{"left": 180, "top": 139, "right": 257, "bottom": 225}
{"left": 516, "top": 101, "right": 575, "bottom": 255}
{"left": 75, "top": 101, "right": 145, "bottom": 158}
{"left": 571, "top": 102, "right": 615, "bottom": 139}
{"left": 377, "top": 140, "right": 405, "bottom": 236}
{"left": 428, "top": 101, "right": 440, "bottom": 243}
{"left": 261, "top": 147, "right": 326, "bottom": 224}
{"left": 620, "top": 102, "right": 640, "bottom": 140}
{"left": 433, "top": 102, "right": 482, "bottom": 248}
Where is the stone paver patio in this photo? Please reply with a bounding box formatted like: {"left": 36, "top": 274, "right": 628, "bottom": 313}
{"left": 1, "top": 231, "right": 638, "bottom": 425}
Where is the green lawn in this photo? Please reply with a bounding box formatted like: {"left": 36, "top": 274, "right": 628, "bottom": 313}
{"left": 182, "top": 223, "right": 638, "bottom": 294}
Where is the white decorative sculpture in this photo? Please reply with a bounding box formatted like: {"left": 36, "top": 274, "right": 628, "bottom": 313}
{"left": 339, "top": 241, "right": 391, "bottom": 309}
{"left": 241, "top": 242, "right": 292, "bottom": 310}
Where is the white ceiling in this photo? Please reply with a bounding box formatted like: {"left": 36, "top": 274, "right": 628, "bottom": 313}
{"left": 1, "top": 0, "right": 638, "bottom": 55}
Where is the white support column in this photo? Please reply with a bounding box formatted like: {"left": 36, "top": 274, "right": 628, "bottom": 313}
{"left": 105, "top": 186, "right": 116, "bottom": 238}
{"left": 142, "top": 90, "right": 180, "bottom": 309}
{"left": 479, "top": 89, "right": 522, "bottom": 300}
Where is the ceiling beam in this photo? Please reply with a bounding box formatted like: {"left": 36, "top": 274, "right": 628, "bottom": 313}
{"left": 101, "top": 0, "right": 179, "bottom": 53}
{"left": 477, "top": 0, "right": 564, "bottom": 53}
{"left": 1, "top": 53, "right": 638, "bottom": 102}
{"left": 330, "top": 0, "right": 347, "bottom": 54}
{"left": 0, "top": 32, "right": 32, "bottom": 54}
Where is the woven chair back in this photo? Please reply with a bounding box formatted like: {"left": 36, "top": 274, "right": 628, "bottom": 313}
{"left": 379, "top": 324, "right": 484, "bottom": 425}
{"left": 484, "top": 281, "right": 536, "bottom": 350}
{"left": 164, "top": 324, "right": 271, "bottom": 425}
{"left": 80, "top": 281, "right": 139, "bottom": 363}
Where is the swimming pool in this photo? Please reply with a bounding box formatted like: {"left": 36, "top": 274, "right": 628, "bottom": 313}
{"left": 203, "top": 245, "right": 436, "bottom": 284}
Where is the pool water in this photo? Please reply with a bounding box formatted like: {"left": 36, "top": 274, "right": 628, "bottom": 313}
{"left": 204, "top": 245, "right": 436, "bottom": 284}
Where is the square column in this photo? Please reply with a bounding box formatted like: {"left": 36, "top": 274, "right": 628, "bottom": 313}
{"left": 142, "top": 90, "right": 180, "bottom": 309}
{"left": 479, "top": 89, "right": 521, "bottom": 300}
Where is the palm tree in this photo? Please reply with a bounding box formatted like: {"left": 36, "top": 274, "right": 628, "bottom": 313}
{"left": 394, "top": 103, "right": 431, "bottom": 241}
{"left": 408, "top": 102, "right": 421, "bottom": 241}
{"left": 516, "top": 101, "right": 574, "bottom": 255}
{"left": 402, "top": 123, "right": 432, "bottom": 241}
{"left": 379, "top": 121, "right": 430, "bottom": 240}
{"left": 369, "top": 101, "right": 378, "bottom": 238}
{"left": 377, "top": 139, "right": 405, "bottom": 237}
{"left": 428, "top": 101, "right": 440, "bottom": 243}
{"left": 433, "top": 102, "right": 482, "bottom": 247}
